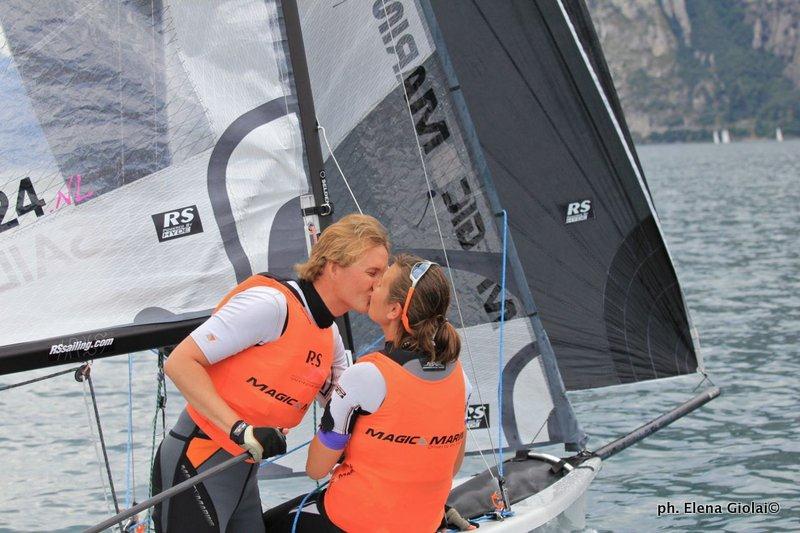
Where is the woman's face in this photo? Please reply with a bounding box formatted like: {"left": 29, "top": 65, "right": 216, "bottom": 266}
{"left": 368, "top": 263, "right": 402, "bottom": 330}
{"left": 332, "top": 244, "right": 389, "bottom": 314}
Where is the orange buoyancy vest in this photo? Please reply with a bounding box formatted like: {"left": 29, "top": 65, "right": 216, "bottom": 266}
{"left": 325, "top": 352, "right": 466, "bottom": 533}
{"left": 187, "top": 275, "right": 334, "bottom": 457}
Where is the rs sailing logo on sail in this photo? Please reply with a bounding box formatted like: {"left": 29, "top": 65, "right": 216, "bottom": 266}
{"left": 564, "top": 199, "right": 594, "bottom": 224}
{"left": 151, "top": 205, "right": 204, "bottom": 242}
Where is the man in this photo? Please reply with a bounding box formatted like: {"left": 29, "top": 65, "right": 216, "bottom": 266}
{"left": 152, "top": 214, "right": 389, "bottom": 532}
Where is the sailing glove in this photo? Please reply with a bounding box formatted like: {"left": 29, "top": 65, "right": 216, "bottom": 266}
{"left": 229, "top": 420, "right": 287, "bottom": 462}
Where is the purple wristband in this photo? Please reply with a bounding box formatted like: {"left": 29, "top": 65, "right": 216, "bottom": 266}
{"left": 316, "top": 429, "right": 350, "bottom": 451}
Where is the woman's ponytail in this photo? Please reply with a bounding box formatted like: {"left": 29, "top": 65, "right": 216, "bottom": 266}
{"left": 388, "top": 254, "right": 461, "bottom": 364}
{"left": 432, "top": 318, "right": 460, "bottom": 364}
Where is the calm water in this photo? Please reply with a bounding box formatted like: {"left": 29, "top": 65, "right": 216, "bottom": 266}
{"left": 0, "top": 141, "right": 798, "bottom": 532}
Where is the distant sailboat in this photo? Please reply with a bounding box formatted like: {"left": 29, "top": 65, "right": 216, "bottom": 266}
{"left": 721, "top": 129, "right": 731, "bottom": 144}
{"left": 776, "top": 127, "right": 784, "bottom": 142}
{"left": 713, "top": 130, "right": 721, "bottom": 144}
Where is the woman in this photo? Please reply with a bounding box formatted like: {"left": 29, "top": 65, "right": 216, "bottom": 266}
{"left": 264, "top": 254, "right": 471, "bottom": 532}
{"left": 151, "top": 214, "right": 389, "bottom": 532}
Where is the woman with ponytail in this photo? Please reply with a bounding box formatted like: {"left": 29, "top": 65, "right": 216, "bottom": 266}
{"left": 263, "top": 254, "right": 472, "bottom": 532}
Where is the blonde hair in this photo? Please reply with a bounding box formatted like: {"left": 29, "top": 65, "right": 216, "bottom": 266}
{"left": 295, "top": 214, "right": 389, "bottom": 281}
{"left": 388, "top": 254, "right": 461, "bottom": 364}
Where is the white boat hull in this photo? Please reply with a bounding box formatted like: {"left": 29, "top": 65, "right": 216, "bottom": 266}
{"left": 451, "top": 453, "right": 602, "bottom": 532}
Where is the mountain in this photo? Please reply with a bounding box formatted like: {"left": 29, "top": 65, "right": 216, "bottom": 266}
{"left": 586, "top": 0, "right": 800, "bottom": 142}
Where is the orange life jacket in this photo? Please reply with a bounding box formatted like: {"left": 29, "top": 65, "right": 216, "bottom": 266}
{"left": 324, "top": 351, "right": 466, "bottom": 533}
{"left": 187, "top": 275, "right": 334, "bottom": 457}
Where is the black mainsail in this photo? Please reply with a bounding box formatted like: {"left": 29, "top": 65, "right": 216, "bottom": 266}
{"left": 425, "top": 0, "right": 701, "bottom": 391}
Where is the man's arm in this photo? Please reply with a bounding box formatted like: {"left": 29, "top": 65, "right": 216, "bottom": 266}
{"left": 166, "top": 287, "right": 287, "bottom": 435}
{"left": 164, "top": 336, "right": 242, "bottom": 432}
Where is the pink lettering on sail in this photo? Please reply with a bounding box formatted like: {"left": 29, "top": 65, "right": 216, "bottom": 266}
{"left": 50, "top": 175, "right": 93, "bottom": 213}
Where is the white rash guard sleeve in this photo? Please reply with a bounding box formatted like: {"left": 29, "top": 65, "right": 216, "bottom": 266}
{"left": 190, "top": 286, "right": 287, "bottom": 364}
{"left": 315, "top": 322, "right": 349, "bottom": 406}
{"left": 317, "top": 361, "right": 472, "bottom": 451}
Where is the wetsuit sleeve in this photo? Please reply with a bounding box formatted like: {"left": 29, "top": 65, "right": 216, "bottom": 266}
{"left": 190, "top": 287, "right": 287, "bottom": 364}
{"left": 316, "top": 362, "right": 385, "bottom": 451}
{"left": 315, "top": 322, "right": 350, "bottom": 406}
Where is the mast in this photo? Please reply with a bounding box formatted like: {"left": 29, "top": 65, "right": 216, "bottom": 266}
{"left": 281, "top": 0, "right": 354, "bottom": 350}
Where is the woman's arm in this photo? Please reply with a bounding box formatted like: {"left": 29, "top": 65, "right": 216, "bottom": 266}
{"left": 164, "top": 336, "right": 241, "bottom": 433}
{"left": 306, "top": 435, "right": 344, "bottom": 480}
{"left": 305, "top": 362, "right": 385, "bottom": 479}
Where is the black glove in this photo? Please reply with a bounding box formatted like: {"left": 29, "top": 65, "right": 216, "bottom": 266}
{"left": 229, "top": 420, "right": 287, "bottom": 462}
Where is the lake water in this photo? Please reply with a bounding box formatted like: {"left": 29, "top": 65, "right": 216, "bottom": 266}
{"left": 0, "top": 140, "right": 798, "bottom": 532}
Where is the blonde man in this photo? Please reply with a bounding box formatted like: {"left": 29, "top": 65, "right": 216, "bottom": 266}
{"left": 152, "top": 214, "right": 389, "bottom": 533}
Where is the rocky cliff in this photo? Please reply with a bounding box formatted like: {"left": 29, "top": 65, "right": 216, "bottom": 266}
{"left": 586, "top": 0, "right": 800, "bottom": 142}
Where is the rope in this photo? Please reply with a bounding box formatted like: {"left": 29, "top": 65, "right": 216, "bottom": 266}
{"left": 259, "top": 439, "right": 313, "bottom": 469}
{"left": 147, "top": 349, "right": 168, "bottom": 532}
{"left": 318, "top": 124, "right": 362, "bottom": 214}
{"left": 291, "top": 480, "right": 330, "bottom": 533}
{"left": 379, "top": 0, "right": 501, "bottom": 474}
{"left": 0, "top": 365, "right": 83, "bottom": 392}
{"left": 80, "top": 365, "right": 125, "bottom": 533}
{"left": 312, "top": 398, "right": 320, "bottom": 490}
{"left": 497, "top": 210, "right": 508, "bottom": 479}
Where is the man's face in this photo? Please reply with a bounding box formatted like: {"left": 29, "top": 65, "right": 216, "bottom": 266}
{"left": 333, "top": 245, "right": 389, "bottom": 314}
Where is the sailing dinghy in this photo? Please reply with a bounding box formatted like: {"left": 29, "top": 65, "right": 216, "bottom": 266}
{"left": 0, "top": 1, "right": 718, "bottom": 531}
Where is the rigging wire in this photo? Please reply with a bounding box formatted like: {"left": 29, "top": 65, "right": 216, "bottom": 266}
{"left": 378, "top": 0, "right": 501, "bottom": 473}
{"left": 693, "top": 371, "right": 717, "bottom": 391}
{"left": 125, "top": 353, "right": 136, "bottom": 509}
{"left": 0, "top": 365, "right": 83, "bottom": 391}
{"left": 79, "top": 363, "right": 125, "bottom": 532}
{"left": 318, "top": 124, "right": 363, "bottom": 214}
{"left": 82, "top": 367, "right": 115, "bottom": 518}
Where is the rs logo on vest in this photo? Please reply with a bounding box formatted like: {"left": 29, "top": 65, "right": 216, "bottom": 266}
{"left": 246, "top": 377, "right": 307, "bottom": 410}
{"left": 306, "top": 350, "right": 322, "bottom": 367}
{"left": 151, "top": 205, "right": 204, "bottom": 242}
